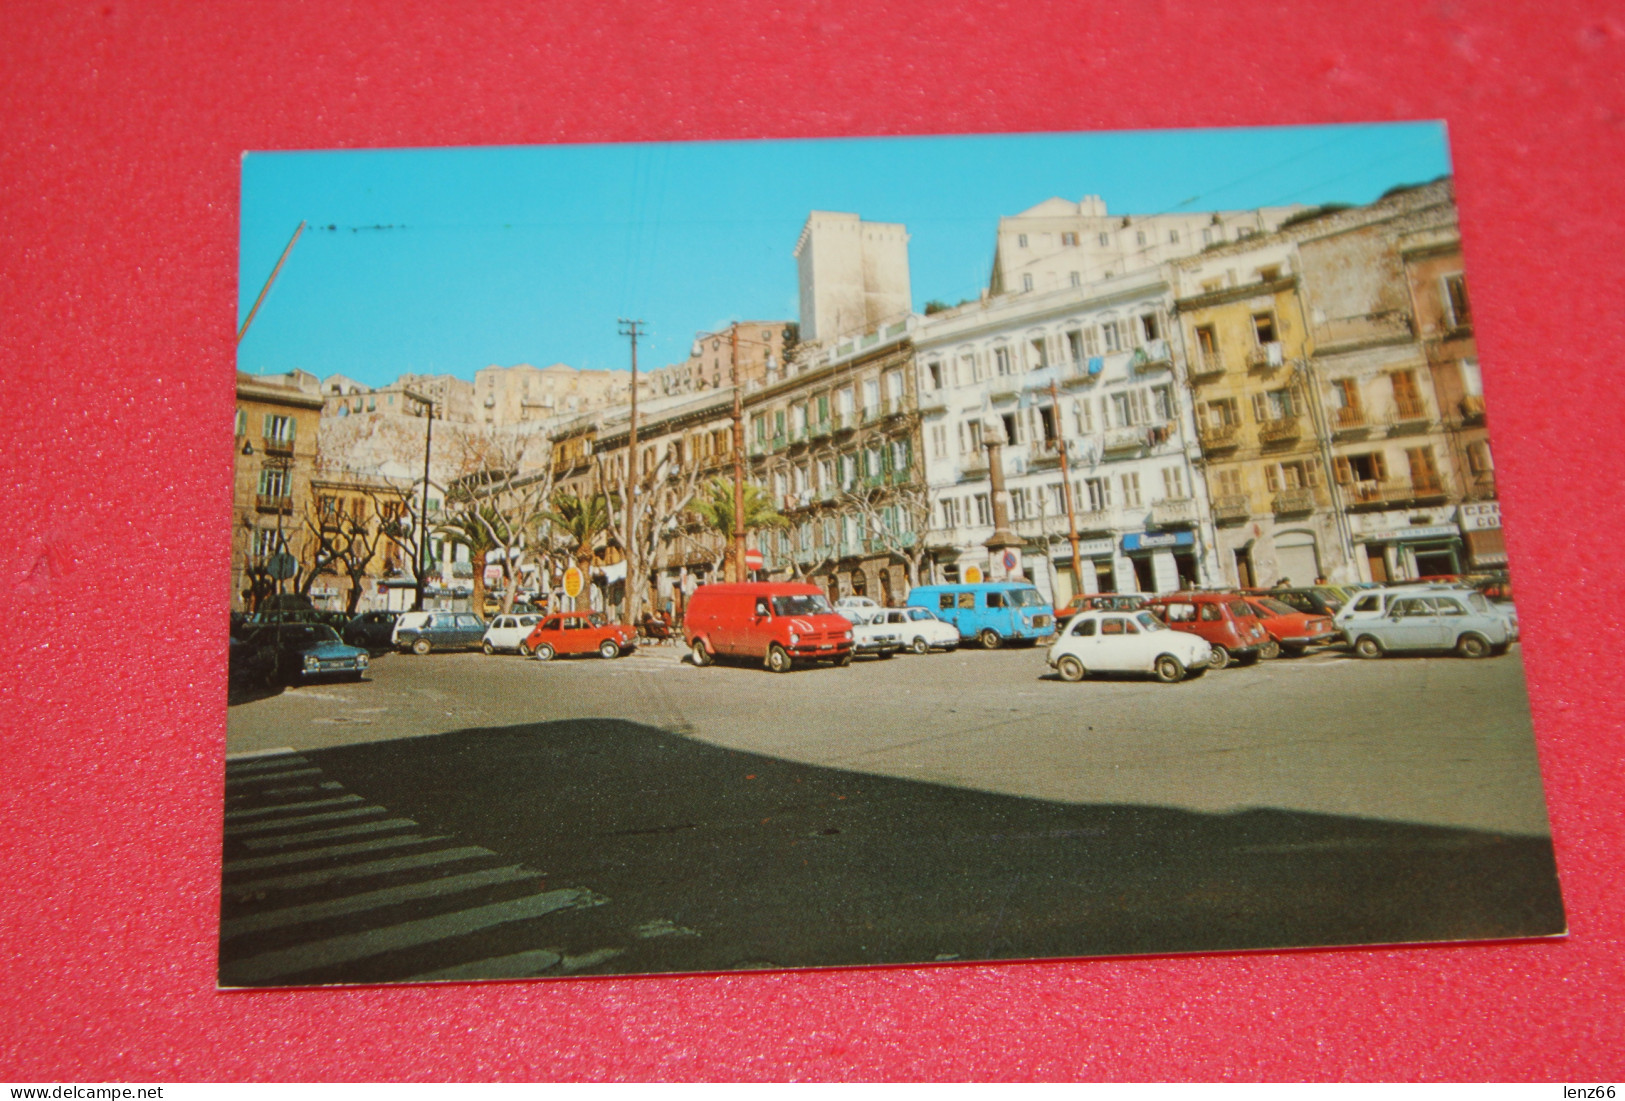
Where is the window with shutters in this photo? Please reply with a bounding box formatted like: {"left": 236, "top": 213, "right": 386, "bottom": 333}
{"left": 1065, "top": 330, "right": 1085, "bottom": 365}
{"left": 1405, "top": 446, "right": 1442, "bottom": 490}
{"left": 1442, "top": 273, "right": 1471, "bottom": 328}
{"left": 1085, "top": 477, "right": 1111, "bottom": 511}
{"left": 1461, "top": 358, "right": 1483, "bottom": 397}
{"left": 263, "top": 414, "right": 296, "bottom": 445}
{"left": 959, "top": 352, "right": 977, "bottom": 384}
{"left": 1028, "top": 335, "right": 1049, "bottom": 370}
{"left": 1335, "top": 452, "right": 1389, "bottom": 498}
{"left": 1112, "top": 389, "right": 1151, "bottom": 427}
{"left": 1195, "top": 325, "right": 1218, "bottom": 357}
{"left": 863, "top": 379, "right": 880, "bottom": 412}
{"left": 1161, "top": 466, "right": 1185, "bottom": 499}
{"left": 1214, "top": 468, "right": 1244, "bottom": 497}
{"left": 1140, "top": 313, "right": 1161, "bottom": 341}
{"left": 1120, "top": 472, "right": 1142, "bottom": 508}
{"left": 1038, "top": 404, "right": 1059, "bottom": 446}
{"left": 1010, "top": 487, "right": 1030, "bottom": 520}
{"left": 1252, "top": 388, "right": 1297, "bottom": 422}
{"left": 1101, "top": 320, "right": 1122, "bottom": 353}
{"left": 1252, "top": 312, "right": 1278, "bottom": 344}
{"left": 1391, "top": 370, "right": 1426, "bottom": 419}
{"left": 257, "top": 465, "right": 290, "bottom": 497}
{"left": 1001, "top": 412, "right": 1020, "bottom": 446}
{"left": 993, "top": 345, "right": 1014, "bottom": 376}
{"left": 1061, "top": 232, "right": 1078, "bottom": 246}
{"left": 973, "top": 494, "right": 991, "bottom": 525}
{"left": 1073, "top": 398, "right": 1094, "bottom": 435}
{"left": 925, "top": 361, "right": 943, "bottom": 391}
{"left": 1152, "top": 385, "right": 1176, "bottom": 421}
{"left": 930, "top": 424, "right": 948, "bottom": 460}
{"left": 1082, "top": 327, "right": 1100, "bottom": 356}
{"left": 1046, "top": 482, "right": 1068, "bottom": 514}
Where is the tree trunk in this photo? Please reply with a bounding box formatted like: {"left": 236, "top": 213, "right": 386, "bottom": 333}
{"left": 345, "top": 573, "right": 365, "bottom": 614}
{"left": 575, "top": 552, "right": 593, "bottom": 613}
{"left": 471, "top": 547, "right": 488, "bottom": 614}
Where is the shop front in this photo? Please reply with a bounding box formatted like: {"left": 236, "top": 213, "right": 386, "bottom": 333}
{"left": 1458, "top": 502, "right": 1506, "bottom": 569}
{"left": 1121, "top": 530, "right": 1199, "bottom": 594}
{"left": 1350, "top": 512, "right": 1464, "bottom": 582}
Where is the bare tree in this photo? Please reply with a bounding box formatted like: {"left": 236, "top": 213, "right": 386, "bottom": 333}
{"left": 598, "top": 445, "right": 706, "bottom": 624}
{"left": 442, "top": 430, "right": 556, "bottom": 614}
{"left": 835, "top": 481, "right": 934, "bottom": 588}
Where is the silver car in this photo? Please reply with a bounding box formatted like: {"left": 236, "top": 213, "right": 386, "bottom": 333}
{"left": 1336, "top": 587, "right": 1512, "bottom": 659}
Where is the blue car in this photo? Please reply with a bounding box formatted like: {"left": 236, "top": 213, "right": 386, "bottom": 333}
{"left": 906, "top": 583, "right": 1056, "bottom": 649}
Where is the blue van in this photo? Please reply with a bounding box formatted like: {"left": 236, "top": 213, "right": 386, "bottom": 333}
{"left": 906, "top": 583, "right": 1056, "bottom": 649}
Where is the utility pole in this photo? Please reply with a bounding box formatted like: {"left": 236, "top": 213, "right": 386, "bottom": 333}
{"left": 238, "top": 221, "right": 306, "bottom": 346}
{"left": 618, "top": 318, "right": 644, "bottom": 621}
{"left": 729, "top": 323, "right": 747, "bottom": 583}
{"left": 1049, "top": 378, "right": 1085, "bottom": 601}
{"left": 404, "top": 391, "right": 436, "bottom": 611}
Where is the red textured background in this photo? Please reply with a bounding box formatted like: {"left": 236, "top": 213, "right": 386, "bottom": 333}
{"left": 2, "top": 0, "right": 1622, "bottom": 1081}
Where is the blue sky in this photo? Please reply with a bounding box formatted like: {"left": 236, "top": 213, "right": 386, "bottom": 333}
{"left": 237, "top": 123, "right": 1451, "bottom": 387}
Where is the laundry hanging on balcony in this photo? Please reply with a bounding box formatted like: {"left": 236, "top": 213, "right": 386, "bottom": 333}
{"left": 1087, "top": 356, "right": 1105, "bottom": 376}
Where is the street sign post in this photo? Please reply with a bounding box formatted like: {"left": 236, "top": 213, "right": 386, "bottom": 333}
{"left": 744, "top": 548, "right": 764, "bottom": 572}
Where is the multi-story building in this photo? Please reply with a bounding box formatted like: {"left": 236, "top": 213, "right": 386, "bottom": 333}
{"left": 646, "top": 322, "right": 796, "bottom": 396}
{"left": 232, "top": 370, "right": 326, "bottom": 610}
{"left": 745, "top": 318, "right": 924, "bottom": 606}
{"left": 397, "top": 373, "right": 477, "bottom": 424}
{"left": 915, "top": 272, "right": 1217, "bottom": 604}
{"left": 1292, "top": 178, "right": 1479, "bottom": 583}
{"left": 1172, "top": 236, "right": 1350, "bottom": 588}
{"left": 989, "top": 195, "right": 1307, "bottom": 297}
{"left": 793, "top": 212, "right": 912, "bottom": 345}
{"left": 474, "top": 362, "right": 641, "bottom": 426}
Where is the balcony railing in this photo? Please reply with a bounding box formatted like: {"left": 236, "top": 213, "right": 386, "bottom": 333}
{"left": 1246, "top": 343, "right": 1285, "bottom": 371}
{"left": 831, "top": 412, "right": 857, "bottom": 434}
{"left": 1029, "top": 440, "right": 1063, "bottom": 468}
{"left": 1074, "top": 507, "right": 1116, "bottom": 531}
{"left": 1187, "top": 350, "right": 1225, "bottom": 381}
{"left": 1271, "top": 486, "right": 1318, "bottom": 515}
{"left": 1459, "top": 395, "right": 1487, "bottom": 423}
{"left": 809, "top": 420, "right": 833, "bottom": 439}
{"left": 1211, "top": 494, "right": 1251, "bottom": 524}
{"left": 1391, "top": 477, "right": 1448, "bottom": 503}
{"left": 255, "top": 493, "right": 293, "bottom": 514}
{"left": 1102, "top": 427, "right": 1149, "bottom": 454}
{"left": 1390, "top": 397, "right": 1430, "bottom": 426}
{"left": 959, "top": 454, "right": 989, "bottom": 479}
{"left": 1466, "top": 470, "right": 1496, "bottom": 499}
{"left": 1133, "top": 339, "right": 1173, "bottom": 371}
{"left": 1257, "top": 416, "right": 1302, "bottom": 444}
{"left": 1150, "top": 497, "right": 1199, "bottom": 527}
{"left": 1331, "top": 406, "right": 1369, "bottom": 435}
{"left": 261, "top": 437, "right": 295, "bottom": 457}
{"left": 1345, "top": 478, "right": 1449, "bottom": 508}
{"left": 1061, "top": 360, "right": 1102, "bottom": 388}
{"left": 1198, "top": 423, "right": 1240, "bottom": 451}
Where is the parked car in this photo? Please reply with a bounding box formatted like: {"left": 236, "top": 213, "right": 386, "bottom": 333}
{"left": 684, "top": 582, "right": 854, "bottom": 672}
{"left": 833, "top": 595, "right": 880, "bottom": 611}
{"left": 907, "top": 583, "right": 1056, "bottom": 649}
{"left": 483, "top": 613, "right": 544, "bottom": 654}
{"left": 1047, "top": 609, "right": 1212, "bottom": 684}
{"left": 1145, "top": 592, "right": 1269, "bottom": 669}
{"left": 392, "top": 610, "right": 488, "bottom": 654}
{"left": 238, "top": 623, "right": 369, "bottom": 686}
{"left": 1056, "top": 593, "right": 1151, "bottom": 621}
{"left": 838, "top": 607, "right": 905, "bottom": 659}
{"left": 1246, "top": 586, "right": 1347, "bottom": 618}
{"left": 523, "top": 612, "right": 637, "bottom": 661}
{"left": 342, "top": 610, "right": 400, "bottom": 650}
{"left": 1334, "top": 586, "right": 1512, "bottom": 659}
{"left": 868, "top": 606, "right": 961, "bottom": 654}
{"left": 1237, "top": 595, "right": 1338, "bottom": 658}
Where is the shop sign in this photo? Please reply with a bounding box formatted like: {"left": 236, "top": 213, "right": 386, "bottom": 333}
{"left": 1459, "top": 503, "right": 1502, "bottom": 531}
{"left": 1052, "top": 539, "right": 1115, "bottom": 559}
{"left": 1122, "top": 530, "right": 1195, "bottom": 552}
{"left": 1360, "top": 524, "right": 1460, "bottom": 543}
{"left": 964, "top": 564, "right": 984, "bottom": 584}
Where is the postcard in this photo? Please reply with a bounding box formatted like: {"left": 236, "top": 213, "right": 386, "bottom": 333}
{"left": 224, "top": 124, "right": 1562, "bottom": 988}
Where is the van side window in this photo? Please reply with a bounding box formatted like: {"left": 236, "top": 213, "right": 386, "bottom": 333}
{"left": 957, "top": 593, "right": 975, "bottom": 609}
{"left": 1101, "top": 617, "right": 1125, "bottom": 635}
{"left": 939, "top": 594, "right": 955, "bottom": 611}
{"left": 1393, "top": 598, "right": 1429, "bottom": 618}
{"left": 1436, "top": 598, "right": 1466, "bottom": 616}
{"left": 1354, "top": 594, "right": 1380, "bottom": 613}
{"left": 1072, "top": 618, "right": 1096, "bottom": 636}
{"left": 1164, "top": 603, "right": 1196, "bottom": 623}
{"left": 1199, "top": 604, "right": 1222, "bottom": 621}
{"left": 986, "top": 591, "right": 1004, "bottom": 608}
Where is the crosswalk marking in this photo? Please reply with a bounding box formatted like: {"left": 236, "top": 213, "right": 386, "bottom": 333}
{"left": 225, "top": 845, "right": 495, "bottom": 895}
{"left": 220, "top": 887, "right": 589, "bottom": 986}
{"left": 225, "top": 767, "right": 322, "bottom": 787}
{"left": 224, "top": 795, "right": 365, "bottom": 822}
{"left": 242, "top": 818, "right": 418, "bottom": 850}
{"left": 403, "top": 949, "right": 563, "bottom": 983}
{"left": 224, "top": 805, "right": 386, "bottom": 838}
{"left": 223, "top": 833, "right": 451, "bottom": 874}
{"left": 221, "top": 866, "right": 537, "bottom": 941}
{"left": 225, "top": 756, "right": 312, "bottom": 776}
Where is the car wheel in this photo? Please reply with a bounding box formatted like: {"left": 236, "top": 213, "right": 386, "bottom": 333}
{"left": 535, "top": 643, "right": 555, "bottom": 661}
{"left": 911, "top": 636, "right": 929, "bottom": 655}
{"left": 1154, "top": 655, "right": 1185, "bottom": 683}
{"left": 482, "top": 641, "right": 496, "bottom": 655}
{"left": 1354, "top": 635, "right": 1383, "bottom": 660}
{"left": 410, "top": 638, "right": 431, "bottom": 656}
{"left": 690, "top": 640, "right": 714, "bottom": 667}
{"left": 1456, "top": 633, "right": 1491, "bottom": 659}
{"left": 978, "top": 629, "right": 1001, "bottom": 650}
{"left": 766, "top": 644, "right": 793, "bottom": 673}
{"left": 1208, "top": 644, "right": 1231, "bottom": 670}
{"left": 599, "top": 639, "right": 620, "bottom": 660}
{"left": 518, "top": 642, "right": 532, "bottom": 656}
{"left": 1237, "top": 650, "right": 1262, "bottom": 666}
{"left": 1260, "top": 638, "right": 1281, "bottom": 660}
{"left": 1056, "top": 655, "right": 1086, "bottom": 683}
{"left": 836, "top": 652, "right": 853, "bottom": 667}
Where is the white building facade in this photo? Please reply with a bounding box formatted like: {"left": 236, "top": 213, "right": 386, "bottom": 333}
{"left": 914, "top": 272, "right": 1221, "bottom": 605}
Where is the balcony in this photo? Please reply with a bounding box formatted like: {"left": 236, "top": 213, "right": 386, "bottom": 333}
{"left": 1343, "top": 480, "right": 1390, "bottom": 509}
{"left": 1388, "top": 397, "right": 1431, "bottom": 431}
{"left": 1271, "top": 486, "right": 1318, "bottom": 516}
{"left": 256, "top": 493, "right": 293, "bottom": 514}
{"left": 1246, "top": 342, "right": 1285, "bottom": 372}
{"left": 1186, "top": 350, "right": 1226, "bottom": 382}
{"left": 1389, "top": 477, "right": 1448, "bottom": 504}
{"left": 1331, "top": 405, "right": 1370, "bottom": 437}
{"left": 1029, "top": 440, "right": 1064, "bottom": 469}
{"left": 860, "top": 405, "right": 883, "bottom": 425}
{"left": 1199, "top": 423, "right": 1240, "bottom": 452}
{"left": 1074, "top": 508, "right": 1116, "bottom": 532}
{"left": 1466, "top": 470, "right": 1496, "bottom": 500}
{"left": 831, "top": 412, "right": 857, "bottom": 435}
{"left": 809, "top": 420, "right": 833, "bottom": 439}
{"left": 788, "top": 426, "right": 808, "bottom": 448}
{"left": 261, "top": 437, "right": 295, "bottom": 457}
{"left": 959, "top": 454, "right": 989, "bottom": 480}
{"left": 770, "top": 433, "right": 787, "bottom": 453}
{"left": 917, "top": 394, "right": 948, "bottom": 415}
{"left": 1458, "top": 395, "right": 1487, "bottom": 424}
{"left": 1061, "top": 360, "right": 1102, "bottom": 388}
{"left": 1150, "top": 496, "right": 1199, "bottom": 527}
{"left": 1211, "top": 494, "right": 1251, "bottom": 524}
{"left": 1257, "top": 416, "right": 1302, "bottom": 445}
{"left": 1133, "top": 339, "right": 1173, "bottom": 372}
{"left": 1102, "top": 427, "right": 1149, "bottom": 454}
{"left": 748, "top": 438, "right": 770, "bottom": 458}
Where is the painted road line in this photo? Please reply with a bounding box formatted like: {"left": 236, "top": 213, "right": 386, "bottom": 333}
{"left": 219, "top": 887, "right": 589, "bottom": 986}
{"left": 225, "top": 795, "right": 364, "bottom": 821}
{"left": 224, "top": 747, "right": 301, "bottom": 763}
{"left": 226, "top": 846, "right": 496, "bottom": 894}
{"left": 223, "top": 833, "right": 451, "bottom": 874}
{"left": 225, "top": 755, "right": 312, "bottom": 775}
{"left": 403, "top": 948, "right": 562, "bottom": 983}
{"left": 224, "top": 806, "right": 386, "bottom": 838}
{"left": 241, "top": 818, "right": 418, "bottom": 850}
{"left": 220, "top": 865, "right": 536, "bottom": 941}
{"left": 225, "top": 768, "right": 323, "bottom": 787}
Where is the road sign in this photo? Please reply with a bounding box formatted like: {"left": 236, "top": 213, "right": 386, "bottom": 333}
{"left": 964, "top": 564, "right": 983, "bottom": 584}
{"left": 1002, "top": 550, "right": 1018, "bottom": 571}
{"left": 563, "top": 566, "right": 584, "bottom": 599}
{"left": 266, "top": 552, "right": 296, "bottom": 580}
{"left": 744, "top": 548, "right": 764, "bottom": 571}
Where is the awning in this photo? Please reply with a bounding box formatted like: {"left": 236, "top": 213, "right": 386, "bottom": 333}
{"left": 597, "top": 561, "right": 627, "bottom": 584}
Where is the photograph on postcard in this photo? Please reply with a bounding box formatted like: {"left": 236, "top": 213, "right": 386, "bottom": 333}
{"left": 224, "top": 124, "right": 1562, "bottom": 988}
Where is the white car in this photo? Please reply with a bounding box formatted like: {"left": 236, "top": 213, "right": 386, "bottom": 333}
{"left": 834, "top": 595, "right": 880, "bottom": 611}
{"left": 838, "top": 607, "right": 904, "bottom": 659}
{"left": 482, "top": 613, "right": 544, "bottom": 654}
{"left": 870, "top": 607, "right": 960, "bottom": 654}
{"left": 1046, "top": 609, "right": 1212, "bottom": 684}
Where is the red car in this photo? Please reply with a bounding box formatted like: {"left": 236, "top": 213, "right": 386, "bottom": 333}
{"left": 1057, "top": 593, "right": 1150, "bottom": 620}
{"left": 523, "top": 612, "right": 638, "bottom": 661}
{"left": 684, "top": 582, "right": 854, "bottom": 672}
{"left": 1144, "top": 592, "right": 1270, "bottom": 669}
{"left": 1237, "top": 595, "right": 1338, "bottom": 658}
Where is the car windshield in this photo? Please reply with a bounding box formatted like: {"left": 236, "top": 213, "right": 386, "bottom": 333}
{"left": 283, "top": 625, "right": 342, "bottom": 645}
{"left": 1254, "top": 597, "right": 1298, "bottom": 616}
{"left": 1135, "top": 612, "right": 1166, "bottom": 632}
{"left": 908, "top": 608, "right": 936, "bottom": 621}
{"left": 773, "top": 594, "right": 833, "bottom": 617}
{"left": 1008, "top": 588, "right": 1046, "bottom": 607}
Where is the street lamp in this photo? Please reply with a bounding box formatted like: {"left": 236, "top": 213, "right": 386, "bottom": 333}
{"left": 690, "top": 322, "right": 782, "bottom": 583}
{"left": 402, "top": 391, "right": 437, "bottom": 610}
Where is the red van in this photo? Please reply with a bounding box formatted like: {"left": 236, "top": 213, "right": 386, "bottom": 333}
{"left": 684, "top": 582, "right": 854, "bottom": 672}
{"left": 1144, "top": 592, "right": 1270, "bottom": 669}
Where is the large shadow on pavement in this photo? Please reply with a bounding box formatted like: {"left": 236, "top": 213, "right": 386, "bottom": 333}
{"left": 307, "top": 718, "right": 1565, "bottom": 975}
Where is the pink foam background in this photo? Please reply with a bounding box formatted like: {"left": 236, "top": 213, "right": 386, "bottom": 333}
{"left": 2, "top": 0, "right": 1622, "bottom": 1081}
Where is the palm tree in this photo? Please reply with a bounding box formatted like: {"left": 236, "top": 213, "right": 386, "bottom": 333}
{"left": 688, "top": 477, "right": 789, "bottom": 576}
{"left": 542, "top": 492, "right": 612, "bottom": 611}
{"left": 434, "top": 503, "right": 507, "bottom": 615}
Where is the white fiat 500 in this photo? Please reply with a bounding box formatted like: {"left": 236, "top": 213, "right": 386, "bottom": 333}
{"left": 869, "top": 606, "right": 960, "bottom": 654}
{"left": 1046, "top": 609, "right": 1212, "bottom": 684}
{"left": 481, "top": 613, "right": 544, "bottom": 654}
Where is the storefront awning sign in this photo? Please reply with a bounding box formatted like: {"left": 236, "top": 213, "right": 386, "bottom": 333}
{"left": 1122, "top": 530, "right": 1195, "bottom": 552}
{"left": 1360, "top": 525, "right": 1460, "bottom": 543}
